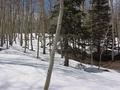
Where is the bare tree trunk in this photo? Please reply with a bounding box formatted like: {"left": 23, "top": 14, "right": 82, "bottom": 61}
{"left": 24, "top": 0, "right": 30, "bottom": 53}
{"left": 60, "top": 38, "right": 64, "bottom": 58}
{"left": 64, "top": 38, "right": 69, "bottom": 66}
{"left": 98, "top": 26, "right": 110, "bottom": 69}
{"left": 110, "top": 0, "right": 115, "bottom": 61}
{"left": 37, "top": 33, "right": 40, "bottom": 58}
{"left": 39, "top": 0, "right": 46, "bottom": 54}
{"left": 0, "top": 0, "right": 5, "bottom": 47}
{"left": 44, "top": 0, "right": 64, "bottom": 90}
{"left": 30, "top": 0, "right": 34, "bottom": 51}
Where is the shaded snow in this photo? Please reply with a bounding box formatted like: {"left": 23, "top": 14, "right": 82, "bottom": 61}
{"left": 0, "top": 38, "right": 120, "bottom": 90}
{"left": 0, "top": 52, "right": 120, "bottom": 90}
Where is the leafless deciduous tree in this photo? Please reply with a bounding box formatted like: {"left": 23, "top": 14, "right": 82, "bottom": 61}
{"left": 44, "top": 0, "right": 64, "bottom": 90}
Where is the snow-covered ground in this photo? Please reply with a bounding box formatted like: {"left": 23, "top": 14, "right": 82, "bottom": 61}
{"left": 0, "top": 40, "right": 120, "bottom": 90}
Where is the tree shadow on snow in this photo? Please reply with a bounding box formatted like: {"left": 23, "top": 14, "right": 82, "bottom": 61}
{"left": 0, "top": 60, "right": 48, "bottom": 70}
{"left": 84, "top": 67, "right": 109, "bottom": 73}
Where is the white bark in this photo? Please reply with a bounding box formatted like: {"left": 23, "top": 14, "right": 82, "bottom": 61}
{"left": 44, "top": 0, "right": 64, "bottom": 90}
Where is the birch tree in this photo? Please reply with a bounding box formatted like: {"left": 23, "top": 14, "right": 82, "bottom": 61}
{"left": 40, "top": 0, "right": 46, "bottom": 54}
{"left": 44, "top": 0, "right": 64, "bottom": 90}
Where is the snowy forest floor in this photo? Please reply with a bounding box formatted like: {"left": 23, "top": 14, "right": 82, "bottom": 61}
{"left": 57, "top": 49, "right": 120, "bottom": 72}
{"left": 0, "top": 40, "right": 120, "bottom": 90}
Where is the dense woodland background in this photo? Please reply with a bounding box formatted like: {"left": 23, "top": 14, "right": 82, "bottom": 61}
{"left": 0, "top": 0, "right": 120, "bottom": 89}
